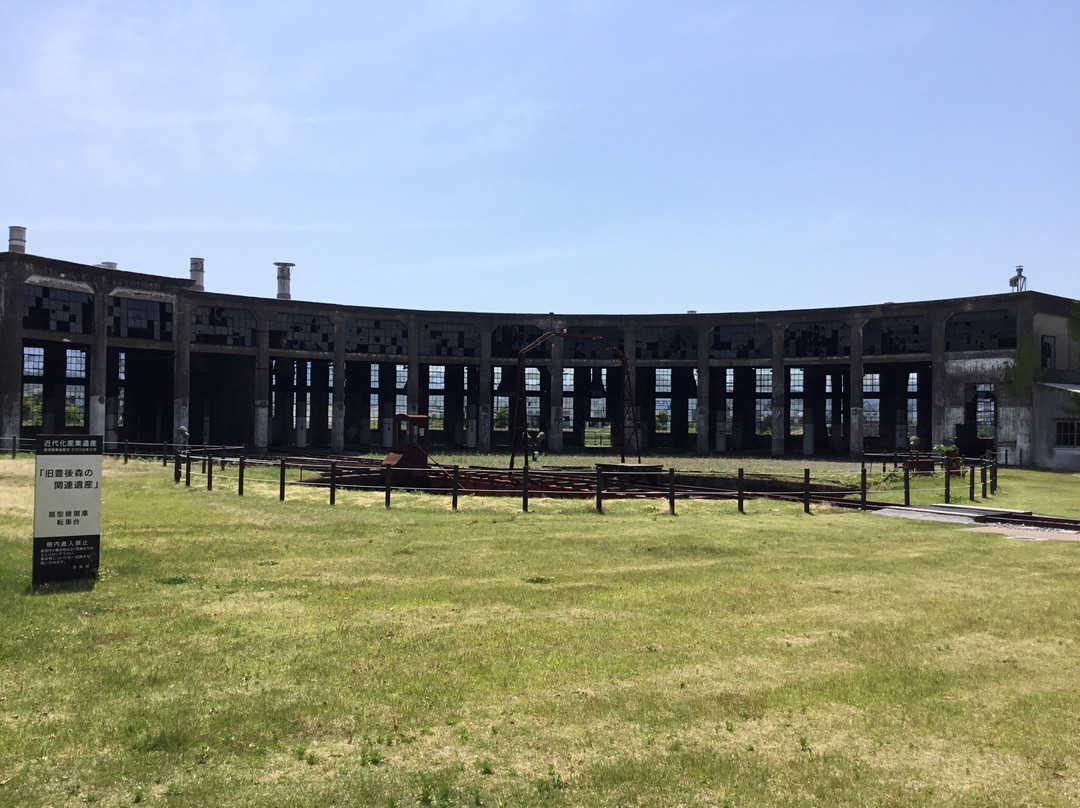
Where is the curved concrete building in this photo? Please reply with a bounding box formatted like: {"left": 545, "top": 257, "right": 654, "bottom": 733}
{"left": 3, "top": 228, "right": 1078, "bottom": 468}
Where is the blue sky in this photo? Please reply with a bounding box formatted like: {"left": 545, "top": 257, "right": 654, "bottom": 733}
{"left": 2, "top": 1, "right": 1077, "bottom": 314}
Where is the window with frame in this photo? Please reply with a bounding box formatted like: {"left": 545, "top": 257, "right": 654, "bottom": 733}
{"left": 975, "top": 383, "right": 996, "bottom": 439}
{"left": 23, "top": 346, "right": 44, "bottom": 376}
{"left": 428, "top": 365, "right": 445, "bottom": 390}
{"left": 789, "top": 399, "right": 804, "bottom": 436}
{"left": 655, "top": 397, "right": 672, "bottom": 433}
{"left": 65, "top": 384, "right": 85, "bottom": 427}
{"left": 66, "top": 348, "right": 86, "bottom": 379}
{"left": 524, "top": 367, "right": 541, "bottom": 392}
{"left": 1041, "top": 335, "right": 1056, "bottom": 369}
{"left": 22, "top": 383, "right": 43, "bottom": 427}
{"left": 428, "top": 394, "right": 445, "bottom": 429}
{"left": 655, "top": 368, "right": 672, "bottom": 394}
{"left": 1055, "top": 421, "right": 1079, "bottom": 447}
{"left": 755, "top": 398, "right": 772, "bottom": 435}
{"left": 755, "top": 368, "right": 772, "bottom": 394}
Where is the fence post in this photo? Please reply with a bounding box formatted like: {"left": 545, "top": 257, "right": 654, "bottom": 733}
{"left": 238, "top": 455, "right": 245, "bottom": 497}
{"left": 330, "top": 461, "right": 337, "bottom": 506}
{"left": 279, "top": 456, "right": 286, "bottom": 502}
{"left": 944, "top": 464, "right": 950, "bottom": 504}
{"left": 903, "top": 467, "right": 910, "bottom": 507}
{"left": 803, "top": 468, "right": 811, "bottom": 514}
{"left": 522, "top": 467, "right": 529, "bottom": 513}
{"left": 737, "top": 468, "right": 745, "bottom": 514}
{"left": 595, "top": 469, "right": 604, "bottom": 514}
{"left": 860, "top": 466, "right": 867, "bottom": 511}
{"left": 123, "top": 440, "right": 129, "bottom": 464}
{"left": 174, "top": 451, "right": 181, "bottom": 484}
{"left": 185, "top": 454, "right": 192, "bottom": 487}
{"left": 969, "top": 462, "right": 976, "bottom": 502}
{"left": 668, "top": 468, "right": 676, "bottom": 515}
{"left": 980, "top": 464, "right": 987, "bottom": 499}
{"left": 162, "top": 442, "right": 169, "bottom": 466}
{"left": 384, "top": 466, "right": 392, "bottom": 509}
{"left": 10, "top": 436, "right": 15, "bottom": 459}
{"left": 452, "top": 465, "right": 459, "bottom": 511}
{"left": 991, "top": 460, "right": 998, "bottom": 495}
{"left": 207, "top": 456, "right": 213, "bottom": 491}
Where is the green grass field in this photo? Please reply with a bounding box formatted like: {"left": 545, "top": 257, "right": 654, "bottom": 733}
{"left": 2, "top": 457, "right": 1079, "bottom": 807}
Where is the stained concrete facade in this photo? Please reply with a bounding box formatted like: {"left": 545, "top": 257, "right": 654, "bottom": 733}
{"left": 3, "top": 237, "right": 1078, "bottom": 467}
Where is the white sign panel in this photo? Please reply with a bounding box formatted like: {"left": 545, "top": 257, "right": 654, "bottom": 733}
{"left": 33, "top": 435, "right": 103, "bottom": 586}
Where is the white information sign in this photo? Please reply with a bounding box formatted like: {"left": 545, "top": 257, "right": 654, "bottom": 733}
{"left": 33, "top": 435, "right": 103, "bottom": 586}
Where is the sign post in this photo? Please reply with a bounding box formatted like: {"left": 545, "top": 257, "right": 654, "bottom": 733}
{"left": 33, "top": 435, "right": 103, "bottom": 587}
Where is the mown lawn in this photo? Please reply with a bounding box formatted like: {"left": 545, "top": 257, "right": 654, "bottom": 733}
{"left": 1, "top": 457, "right": 1078, "bottom": 807}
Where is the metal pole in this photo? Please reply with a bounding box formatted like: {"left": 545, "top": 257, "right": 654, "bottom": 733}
{"left": 452, "top": 465, "right": 459, "bottom": 511}
{"left": 279, "top": 456, "right": 286, "bottom": 501}
{"left": 903, "top": 467, "right": 910, "bottom": 507}
{"left": 737, "top": 468, "right": 745, "bottom": 514}
{"left": 185, "top": 454, "right": 191, "bottom": 487}
{"left": 162, "top": 442, "right": 169, "bottom": 466}
{"left": 991, "top": 460, "right": 997, "bottom": 495}
{"left": 860, "top": 466, "right": 867, "bottom": 511}
{"left": 384, "top": 466, "right": 392, "bottom": 509}
{"left": 238, "top": 455, "right": 245, "bottom": 497}
{"left": 803, "top": 468, "right": 811, "bottom": 514}
{"left": 330, "top": 461, "right": 336, "bottom": 506}
{"left": 595, "top": 469, "right": 604, "bottom": 514}
{"left": 207, "top": 456, "right": 213, "bottom": 491}
{"left": 944, "top": 464, "right": 950, "bottom": 504}
{"left": 981, "top": 464, "right": 987, "bottom": 499}
{"left": 522, "top": 467, "right": 529, "bottom": 513}
{"left": 668, "top": 468, "right": 676, "bottom": 515}
{"left": 969, "top": 462, "right": 976, "bottom": 502}
{"left": 124, "top": 440, "right": 129, "bottom": 464}
{"left": 174, "top": 451, "right": 181, "bottom": 484}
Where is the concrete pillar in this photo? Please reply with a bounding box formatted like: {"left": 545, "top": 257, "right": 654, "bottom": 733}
{"left": 771, "top": 325, "right": 786, "bottom": 457}
{"left": 930, "top": 311, "right": 947, "bottom": 448}
{"left": 478, "top": 329, "right": 492, "bottom": 451}
{"left": 0, "top": 257, "right": 25, "bottom": 444}
{"left": 548, "top": 334, "right": 564, "bottom": 453}
{"left": 849, "top": 319, "right": 865, "bottom": 461}
{"left": 295, "top": 359, "right": 308, "bottom": 448}
{"left": 253, "top": 315, "right": 270, "bottom": 451}
{"left": 406, "top": 319, "right": 420, "bottom": 415}
{"left": 623, "top": 324, "right": 641, "bottom": 455}
{"left": 170, "top": 295, "right": 190, "bottom": 445}
{"left": 696, "top": 327, "right": 710, "bottom": 453}
{"left": 331, "top": 321, "right": 346, "bottom": 452}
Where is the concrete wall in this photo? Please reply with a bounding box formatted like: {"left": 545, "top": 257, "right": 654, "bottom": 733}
{"left": 1032, "top": 387, "right": 1080, "bottom": 471}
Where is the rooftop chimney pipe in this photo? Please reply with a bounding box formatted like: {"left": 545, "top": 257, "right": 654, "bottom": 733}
{"left": 275, "top": 262, "right": 294, "bottom": 300}
{"left": 8, "top": 225, "right": 26, "bottom": 253}
{"left": 190, "top": 257, "right": 205, "bottom": 291}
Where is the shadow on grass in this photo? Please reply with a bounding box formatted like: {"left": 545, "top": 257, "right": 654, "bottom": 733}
{"left": 27, "top": 576, "right": 97, "bottom": 596}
